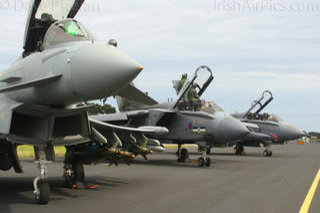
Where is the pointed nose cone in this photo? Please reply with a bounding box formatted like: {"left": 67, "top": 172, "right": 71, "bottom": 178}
{"left": 70, "top": 43, "right": 143, "bottom": 100}
{"left": 217, "top": 116, "right": 250, "bottom": 141}
{"left": 280, "top": 123, "right": 305, "bottom": 140}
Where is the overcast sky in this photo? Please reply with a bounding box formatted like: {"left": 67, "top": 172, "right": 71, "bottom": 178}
{"left": 0, "top": 0, "right": 319, "bottom": 131}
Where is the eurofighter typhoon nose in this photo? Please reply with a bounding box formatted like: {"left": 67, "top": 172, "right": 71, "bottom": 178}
{"left": 70, "top": 43, "right": 143, "bottom": 100}
{"left": 217, "top": 113, "right": 250, "bottom": 142}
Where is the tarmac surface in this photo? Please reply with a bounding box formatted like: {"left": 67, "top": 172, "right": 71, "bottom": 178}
{"left": 0, "top": 143, "right": 320, "bottom": 213}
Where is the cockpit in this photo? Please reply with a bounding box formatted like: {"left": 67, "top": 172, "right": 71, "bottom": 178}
{"left": 246, "top": 113, "right": 283, "bottom": 123}
{"left": 23, "top": 0, "right": 86, "bottom": 56}
{"left": 42, "top": 19, "right": 95, "bottom": 49}
{"left": 177, "top": 99, "right": 224, "bottom": 113}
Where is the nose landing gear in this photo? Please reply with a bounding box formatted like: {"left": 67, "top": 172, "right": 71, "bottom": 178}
{"left": 234, "top": 144, "right": 245, "bottom": 155}
{"left": 261, "top": 143, "right": 272, "bottom": 157}
{"left": 263, "top": 150, "right": 272, "bottom": 157}
{"left": 33, "top": 147, "right": 50, "bottom": 204}
{"left": 198, "top": 156, "right": 211, "bottom": 167}
{"left": 198, "top": 147, "right": 211, "bottom": 167}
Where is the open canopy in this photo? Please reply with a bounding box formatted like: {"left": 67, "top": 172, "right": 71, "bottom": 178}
{"left": 43, "top": 19, "right": 94, "bottom": 49}
{"left": 23, "top": 0, "right": 85, "bottom": 53}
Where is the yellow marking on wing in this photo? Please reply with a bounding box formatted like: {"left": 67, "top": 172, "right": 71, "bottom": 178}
{"left": 299, "top": 169, "right": 320, "bottom": 213}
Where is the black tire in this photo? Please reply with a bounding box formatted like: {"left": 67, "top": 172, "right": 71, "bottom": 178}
{"left": 205, "top": 157, "right": 211, "bottom": 167}
{"left": 235, "top": 149, "right": 240, "bottom": 155}
{"left": 268, "top": 151, "right": 273, "bottom": 157}
{"left": 263, "top": 150, "right": 268, "bottom": 157}
{"left": 64, "top": 174, "right": 74, "bottom": 188}
{"left": 74, "top": 163, "right": 85, "bottom": 182}
{"left": 181, "top": 148, "right": 189, "bottom": 159}
{"left": 176, "top": 150, "right": 180, "bottom": 157}
{"left": 36, "top": 181, "right": 50, "bottom": 205}
{"left": 206, "top": 148, "right": 211, "bottom": 155}
{"left": 198, "top": 157, "right": 205, "bottom": 167}
{"left": 240, "top": 146, "right": 244, "bottom": 154}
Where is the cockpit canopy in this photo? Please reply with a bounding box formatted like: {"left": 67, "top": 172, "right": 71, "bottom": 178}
{"left": 245, "top": 112, "right": 283, "bottom": 123}
{"left": 23, "top": 0, "right": 85, "bottom": 54}
{"left": 267, "top": 114, "right": 283, "bottom": 123}
{"left": 43, "top": 19, "right": 95, "bottom": 49}
{"left": 35, "top": 0, "right": 78, "bottom": 20}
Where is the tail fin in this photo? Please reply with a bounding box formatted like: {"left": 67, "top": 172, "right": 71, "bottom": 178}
{"left": 115, "top": 96, "right": 148, "bottom": 112}
{"left": 115, "top": 83, "right": 159, "bottom": 112}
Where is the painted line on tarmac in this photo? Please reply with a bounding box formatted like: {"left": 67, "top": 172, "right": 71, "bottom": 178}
{"left": 299, "top": 169, "right": 320, "bottom": 213}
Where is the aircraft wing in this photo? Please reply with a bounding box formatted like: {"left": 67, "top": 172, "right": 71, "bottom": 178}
{"left": 92, "top": 108, "right": 176, "bottom": 128}
{"left": 89, "top": 117, "right": 168, "bottom": 152}
{"left": 90, "top": 118, "right": 169, "bottom": 135}
{"left": 0, "top": 74, "right": 62, "bottom": 93}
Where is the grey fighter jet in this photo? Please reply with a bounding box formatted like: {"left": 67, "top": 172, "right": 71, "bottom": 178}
{"left": 230, "top": 90, "right": 305, "bottom": 156}
{"left": 93, "top": 66, "right": 250, "bottom": 167}
{"left": 170, "top": 78, "right": 305, "bottom": 158}
{"left": 0, "top": 0, "right": 166, "bottom": 204}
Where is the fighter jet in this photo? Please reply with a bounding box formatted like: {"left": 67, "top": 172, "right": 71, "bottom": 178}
{"left": 0, "top": 0, "right": 167, "bottom": 204}
{"left": 93, "top": 66, "right": 250, "bottom": 167}
{"left": 230, "top": 90, "right": 305, "bottom": 156}
{"left": 170, "top": 77, "right": 305, "bottom": 157}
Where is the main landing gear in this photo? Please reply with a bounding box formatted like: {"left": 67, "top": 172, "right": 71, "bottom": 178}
{"left": 63, "top": 146, "right": 85, "bottom": 189}
{"left": 33, "top": 147, "right": 50, "bottom": 204}
{"left": 198, "top": 156, "right": 211, "bottom": 167}
{"left": 198, "top": 147, "right": 211, "bottom": 167}
{"left": 260, "top": 143, "right": 272, "bottom": 157}
{"left": 234, "top": 144, "right": 244, "bottom": 155}
{"left": 177, "top": 146, "right": 189, "bottom": 162}
{"left": 263, "top": 150, "right": 272, "bottom": 157}
{"left": 176, "top": 144, "right": 211, "bottom": 167}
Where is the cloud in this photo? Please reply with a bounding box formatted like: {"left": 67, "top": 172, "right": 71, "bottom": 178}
{"left": 0, "top": 0, "right": 319, "bottom": 131}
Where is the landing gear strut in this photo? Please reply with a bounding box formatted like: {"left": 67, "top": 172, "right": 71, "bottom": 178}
{"left": 176, "top": 144, "right": 182, "bottom": 156}
{"left": 260, "top": 143, "right": 272, "bottom": 157}
{"left": 206, "top": 148, "right": 211, "bottom": 155}
{"left": 235, "top": 144, "right": 244, "bottom": 155}
{"left": 177, "top": 148, "right": 189, "bottom": 162}
{"left": 63, "top": 146, "right": 85, "bottom": 188}
{"left": 198, "top": 148, "right": 211, "bottom": 167}
{"left": 33, "top": 147, "right": 50, "bottom": 204}
{"left": 263, "top": 150, "right": 272, "bottom": 157}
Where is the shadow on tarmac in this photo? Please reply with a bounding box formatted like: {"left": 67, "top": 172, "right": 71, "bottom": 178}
{"left": 0, "top": 175, "right": 129, "bottom": 211}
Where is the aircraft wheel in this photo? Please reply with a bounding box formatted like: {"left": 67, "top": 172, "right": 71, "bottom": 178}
{"left": 35, "top": 180, "right": 50, "bottom": 204}
{"left": 177, "top": 148, "right": 189, "bottom": 162}
{"left": 64, "top": 174, "right": 74, "bottom": 188}
{"left": 268, "top": 151, "right": 273, "bottom": 157}
{"left": 263, "top": 150, "right": 268, "bottom": 157}
{"left": 206, "top": 148, "right": 211, "bottom": 155}
{"left": 240, "top": 146, "right": 244, "bottom": 154}
{"left": 235, "top": 149, "right": 240, "bottom": 155}
{"left": 74, "top": 163, "right": 85, "bottom": 182}
{"left": 198, "top": 157, "right": 205, "bottom": 167}
{"left": 182, "top": 149, "right": 189, "bottom": 159}
{"left": 205, "top": 157, "right": 211, "bottom": 167}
